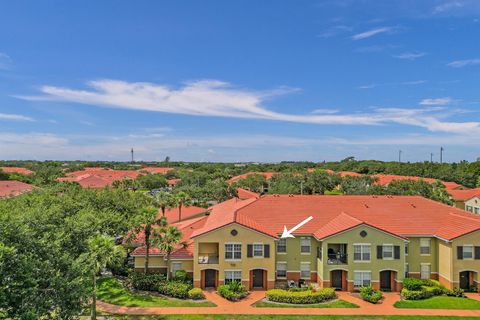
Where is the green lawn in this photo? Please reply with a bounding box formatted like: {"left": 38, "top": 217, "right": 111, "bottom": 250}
{"left": 96, "top": 277, "right": 215, "bottom": 308}
{"left": 82, "top": 315, "right": 480, "bottom": 320}
{"left": 253, "top": 299, "right": 358, "bottom": 308}
{"left": 394, "top": 296, "right": 480, "bottom": 309}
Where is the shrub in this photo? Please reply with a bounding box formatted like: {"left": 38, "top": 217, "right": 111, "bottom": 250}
{"left": 217, "top": 281, "right": 248, "bottom": 301}
{"left": 158, "top": 280, "right": 192, "bottom": 299}
{"left": 445, "top": 287, "right": 465, "bottom": 298}
{"left": 173, "top": 269, "right": 189, "bottom": 282}
{"left": 188, "top": 288, "right": 205, "bottom": 300}
{"left": 401, "top": 288, "right": 425, "bottom": 300}
{"left": 403, "top": 278, "right": 424, "bottom": 291}
{"left": 128, "top": 272, "right": 166, "bottom": 291}
{"left": 359, "top": 285, "right": 383, "bottom": 304}
{"left": 266, "top": 288, "right": 336, "bottom": 304}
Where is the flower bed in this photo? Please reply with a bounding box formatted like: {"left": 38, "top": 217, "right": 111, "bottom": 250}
{"left": 266, "top": 288, "right": 336, "bottom": 304}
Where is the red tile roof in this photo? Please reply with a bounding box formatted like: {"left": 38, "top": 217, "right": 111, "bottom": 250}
{"left": 228, "top": 172, "right": 276, "bottom": 183}
{"left": 0, "top": 167, "right": 33, "bottom": 175}
{"left": 138, "top": 167, "right": 173, "bottom": 174}
{"left": 0, "top": 181, "right": 34, "bottom": 197}
{"left": 192, "top": 195, "right": 480, "bottom": 241}
{"left": 167, "top": 178, "right": 181, "bottom": 186}
{"left": 58, "top": 168, "right": 141, "bottom": 188}
{"left": 160, "top": 206, "right": 207, "bottom": 223}
{"left": 237, "top": 187, "right": 260, "bottom": 199}
{"left": 449, "top": 189, "right": 480, "bottom": 201}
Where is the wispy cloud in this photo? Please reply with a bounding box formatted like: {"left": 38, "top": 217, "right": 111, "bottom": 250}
{"left": 352, "top": 27, "right": 391, "bottom": 40}
{"left": 317, "top": 25, "right": 352, "bottom": 38}
{"left": 0, "top": 113, "right": 34, "bottom": 121}
{"left": 393, "top": 52, "right": 427, "bottom": 60}
{"left": 0, "top": 53, "right": 12, "bottom": 70}
{"left": 419, "top": 97, "right": 453, "bottom": 105}
{"left": 447, "top": 59, "right": 480, "bottom": 67}
{"left": 358, "top": 80, "right": 426, "bottom": 89}
{"left": 433, "top": 1, "right": 466, "bottom": 14}
{"left": 17, "top": 79, "right": 479, "bottom": 134}
{"left": 310, "top": 108, "right": 339, "bottom": 114}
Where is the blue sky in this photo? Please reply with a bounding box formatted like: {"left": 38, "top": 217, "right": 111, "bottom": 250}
{"left": 1, "top": 0, "right": 479, "bottom": 162}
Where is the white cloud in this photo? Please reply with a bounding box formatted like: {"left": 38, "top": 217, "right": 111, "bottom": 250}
{"left": 0, "top": 113, "right": 34, "bottom": 121}
{"left": 352, "top": 27, "right": 391, "bottom": 40}
{"left": 310, "top": 108, "right": 339, "bottom": 114}
{"left": 17, "top": 79, "right": 479, "bottom": 134}
{"left": 393, "top": 52, "right": 427, "bottom": 60}
{"left": 317, "top": 25, "right": 352, "bottom": 38}
{"left": 419, "top": 97, "right": 453, "bottom": 105}
{"left": 447, "top": 59, "right": 480, "bottom": 67}
{"left": 0, "top": 53, "right": 12, "bottom": 70}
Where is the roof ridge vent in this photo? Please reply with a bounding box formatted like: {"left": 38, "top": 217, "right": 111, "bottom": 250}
{"left": 364, "top": 203, "right": 369, "bottom": 208}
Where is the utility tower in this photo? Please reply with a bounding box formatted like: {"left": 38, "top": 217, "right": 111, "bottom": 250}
{"left": 440, "top": 147, "right": 444, "bottom": 164}
{"left": 131, "top": 148, "right": 134, "bottom": 163}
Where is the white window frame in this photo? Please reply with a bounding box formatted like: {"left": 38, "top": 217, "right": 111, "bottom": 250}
{"left": 420, "top": 238, "right": 431, "bottom": 256}
{"left": 353, "top": 243, "right": 371, "bottom": 262}
{"left": 253, "top": 243, "right": 264, "bottom": 258}
{"left": 420, "top": 263, "right": 431, "bottom": 280}
{"left": 277, "top": 238, "right": 287, "bottom": 254}
{"left": 354, "top": 271, "right": 371, "bottom": 288}
{"left": 475, "top": 207, "right": 480, "bottom": 214}
{"left": 276, "top": 261, "right": 287, "bottom": 278}
{"left": 171, "top": 262, "right": 182, "bottom": 275}
{"left": 466, "top": 205, "right": 473, "bottom": 212}
{"left": 300, "top": 237, "right": 311, "bottom": 254}
{"left": 463, "top": 245, "right": 474, "bottom": 260}
{"left": 224, "top": 270, "right": 242, "bottom": 284}
{"left": 225, "top": 242, "right": 242, "bottom": 261}
{"left": 300, "top": 262, "right": 311, "bottom": 279}
{"left": 382, "top": 244, "right": 394, "bottom": 260}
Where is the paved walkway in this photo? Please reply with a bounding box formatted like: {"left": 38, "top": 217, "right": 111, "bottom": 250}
{"left": 97, "top": 290, "right": 480, "bottom": 316}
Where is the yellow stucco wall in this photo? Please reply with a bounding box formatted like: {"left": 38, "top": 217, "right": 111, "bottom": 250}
{"left": 451, "top": 231, "right": 480, "bottom": 283}
{"left": 438, "top": 240, "right": 453, "bottom": 284}
{"left": 134, "top": 256, "right": 167, "bottom": 269}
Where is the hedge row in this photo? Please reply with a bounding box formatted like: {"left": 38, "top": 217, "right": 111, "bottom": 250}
{"left": 401, "top": 277, "right": 465, "bottom": 300}
{"left": 266, "top": 288, "right": 336, "bottom": 304}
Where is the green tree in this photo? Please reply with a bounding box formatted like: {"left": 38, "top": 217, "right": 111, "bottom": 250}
{"left": 155, "top": 191, "right": 175, "bottom": 217}
{"left": 173, "top": 191, "right": 192, "bottom": 221}
{"left": 137, "top": 173, "right": 167, "bottom": 190}
{"left": 154, "top": 226, "right": 187, "bottom": 281}
{"left": 235, "top": 173, "right": 267, "bottom": 193}
{"left": 82, "top": 235, "right": 125, "bottom": 320}
{"left": 113, "top": 178, "right": 141, "bottom": 191}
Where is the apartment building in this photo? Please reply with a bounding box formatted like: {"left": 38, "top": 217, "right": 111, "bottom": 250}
{"left": 132, "top": 195, "right": 480, "bottom": 292}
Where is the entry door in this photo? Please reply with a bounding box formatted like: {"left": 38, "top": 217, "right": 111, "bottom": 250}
{"left": 331, "top": 270, "right": 343, "bottom": 290}
{"left": 460, "top": 271, "right": 470, "bottom": 290}
{"left": 205, "top": 269, "right": 216, "bottom": 288}
{"left": 380, "top": 271, "right": 392, "bottom": 291}
{"left": 253, "top": 269, "right": 264, "bottom": 288}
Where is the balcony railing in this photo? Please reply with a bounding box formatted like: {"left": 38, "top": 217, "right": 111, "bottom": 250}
{"left": 327, "top": 253, "right": 348, "bottom": 265}
{"left": 198, "top": 254, "right": 219, "bottom": 264}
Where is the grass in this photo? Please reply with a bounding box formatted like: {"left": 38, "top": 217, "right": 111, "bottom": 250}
{"left": 82, "top": 315, "right": 480, "bottom": 320}
{"left": 96, "top": 277, "right": 215, "bottom": 308}
{"left": 394, "top": 296, "right": 480, "bottom": 310}
{"left": 253, "top": 299, "right": 358, "bottom": 308}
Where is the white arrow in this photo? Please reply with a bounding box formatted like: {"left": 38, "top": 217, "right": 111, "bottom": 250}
{"left": 281, "top": 216, "right": 313, "bottom": 238}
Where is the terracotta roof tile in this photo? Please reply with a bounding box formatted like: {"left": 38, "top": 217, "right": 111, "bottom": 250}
{"left": 228, "top": 172, "right": 276, "bottom": 183}
{"left": 0, "top": 180, "right": 34, "bottom": 197}
{"left": 237, "top": 187, "right": 260, "bottom": 199}
{"left": 160, "top": 206, "right": 207, "bottom": 223}
{"left": 449, "top": 189, "right": 480, "bottom": 201}
{"left": 0, "top": 167, "right": 34, "bottom": 175}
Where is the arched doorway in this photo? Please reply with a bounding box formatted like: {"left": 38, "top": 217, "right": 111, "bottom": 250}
{"left": 201, "top": 269, "right": 218, "bottom": 289}
{"left": 460, "top": 271, "right": 476, "bottom": 291}
{"left": 330, "top": 270, "right": 347, "bottom": 291}
{"left": 250, "top": 269, "right": 267, "bottom": 290}
{"left": 380, "top": 270, "right": 397, "bottom": 292}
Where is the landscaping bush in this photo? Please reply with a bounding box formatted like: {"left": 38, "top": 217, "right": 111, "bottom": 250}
{"left": 128, "top": 272, "right": 166, "bottom": 291}
{"left": 158, "top": 281, "right": 192, "bottom": 299}
{"left": 188, "top": 288, "right": 205, "bottom": 300}
{"left": 445, "top": 287, "right": 465, "bottom": 298}
{"left": 217, "top": 281, "right": 248, "bottom": 301}
{"left": 266, "top": 288, "right": 336, "bottom": 304}
{"left": 173, "top": 269, "right": 189, "bottom": 282}
{"left": 359, "top": 285, "right": 383, "bottom": 304}
{"left": 403, "top": 278, "right": 425, "bottom": 291}
{"left": 401, "top": 288, "right": 425, "bottom": 300}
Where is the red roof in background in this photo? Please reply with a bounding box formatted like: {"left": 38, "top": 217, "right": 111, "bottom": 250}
{"left": 324, "top": 169, "right": 362, "bottom": 177}
{"left": 0, "top": 181, "right": 34, "bottom": 197}
{"left": 237, "top": 187, "right": 260, "bottom": 199}
{"left": 373, "top": 174, "right": 438, "bottom": 185}
{"left": 160, "top": 205, "right": 207, "bottom": 223}
{"left": 58, "top": 168, "right": 141, "bottom": 188}
{"left": 192, "top": 195, "right": 480, "bottom": 241}
{"left": 442, "top": 181, "right": 464, "bottom": 191}
{"left": 0, "top": 167, "right": 34, "bottom": 175}
{"left": 449, "top": 189, "right": 480, "bottom": 201}
{"left": 167, "top": 178, "right": 181, "bottom": 186}
{"left": 138, "top": 167, "right": 174, "bottom": 174}
{"left": 228, "top": 172, "right": 276, "bottom": 183}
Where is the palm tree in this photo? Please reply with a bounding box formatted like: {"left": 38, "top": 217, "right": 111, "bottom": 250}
{"left": 127, "top": 206, "right": 167, "bottom": 273}
{"left": 154, "top": 226, "right": 188, "bottom": 281}
{"left": 173, "top": 191, "right": 192, "bottom": 221}
{"left": 155, "top": 191, "right": 175, "bottom": 217}
{"left": 84, "top": 235, "right": 125, "bottom": 320}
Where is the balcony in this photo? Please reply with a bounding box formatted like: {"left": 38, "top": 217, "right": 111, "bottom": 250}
{"left": 327, "top": 244, "right": 348, "bottom": 265}
{"left": 198, "top": 242, "right": 219, "bottom": 264}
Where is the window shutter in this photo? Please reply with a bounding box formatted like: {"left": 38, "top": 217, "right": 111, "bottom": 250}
{"left": 475, "top": 247, "right": 480, "bottom": 260}
{"left": 457, "top": 246, "right": 463, "bottom": 260}
{"left": 247, "top": 244, "right": 253, "bottom": 258}
{"left": 264, "top": 244, "right": 270, "bottom": 258}
{"left": 377, "top": 245, "right": 383, "bottom": 259}
{"left": 394, "top": 246, "right": 400, "bottom": 259}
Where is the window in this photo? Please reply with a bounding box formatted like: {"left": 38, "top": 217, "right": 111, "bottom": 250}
{"left": 225, "top": 243, "right": 242, "bottom": 260}
{"left": 253, "top": 243, "right": 264, "bottom": 257}
{"left": 420, "top": 238, "right": 431, "bottom": 255}
{"left": 466, "top": 206, "right": 473, "bottom": 212}
{"left": 171, "top": 262, "right": 182, "bottom": 276}
{"left": 405, "top": 263, "right": 409, "bottom": 278}
{"left": 300, "top": 237, "right": 311, "bottom": 254}
{"left": 463, "top": 245, "right": 474, "bottom": 259}
{"left": 354, "top": 271, "right": 371, "bottom": 288}
{"left": 224, "top": 270, "right": 242, "bottom": 284}
{"left": 475, "top": 207, "right": 480, "bottom": 214}
{"left": 300, "top": 263, "right": 310, "bottom": 279}
{"left": 420, "top": 264, "right": 430, "bottom": 279}
{"left": 276, "top": 262, "right": 287, "bottom": 278}
{"left": 277, "top": 238, "right": 286, "bottom": 253}
{"left": 382, "top": 245, "right": 394, "bottom": 259}
{"left": 353, "top": 244, "right": 371, "bottom": 261}
{"left": 405, "top": 242, "right": 409, "bottom": 255}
